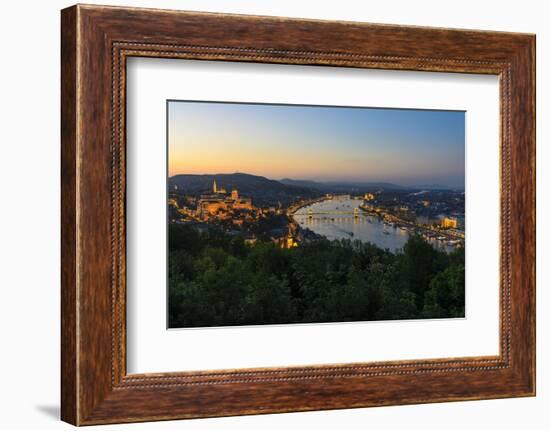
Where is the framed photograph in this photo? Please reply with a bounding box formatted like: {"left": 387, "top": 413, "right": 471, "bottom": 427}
{"left": 61, "top": 4, "right": 535, "bottom": 425}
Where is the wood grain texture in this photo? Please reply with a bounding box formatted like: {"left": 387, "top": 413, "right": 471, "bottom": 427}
{"left": 60, "top": 4, "right": 536, "bottom": 425}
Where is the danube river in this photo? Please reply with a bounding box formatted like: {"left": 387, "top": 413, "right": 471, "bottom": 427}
{"left": 293, "top": 198, "right": 453, "bottom": 253}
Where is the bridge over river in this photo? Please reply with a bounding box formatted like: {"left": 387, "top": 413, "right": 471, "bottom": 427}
{"left": 290, "top": 196, "right": 462, "bottom": 253}
{"left": 304, "top": 207, "right": 361, "bottom": 218}
{"left": 287, "top": 195, "right": 360, "bottom": 216}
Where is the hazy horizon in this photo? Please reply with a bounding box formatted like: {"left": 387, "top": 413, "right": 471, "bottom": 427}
{"left": 168, "top": 101, "right": 465, "bottom": 188}
{"left": 168, "top": 171, "right": 464, "bottom": 190}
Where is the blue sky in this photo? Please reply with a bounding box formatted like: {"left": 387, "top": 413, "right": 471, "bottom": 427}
{"left": 168, "top": 101, "right": 465, "bottom": 188}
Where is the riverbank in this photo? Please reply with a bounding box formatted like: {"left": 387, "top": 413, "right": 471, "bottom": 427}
{"left": 358, "top": 203, "right": 464, "bottom": 246}
{"left": 292, "top": 198, "right": 461, "bottom": 253}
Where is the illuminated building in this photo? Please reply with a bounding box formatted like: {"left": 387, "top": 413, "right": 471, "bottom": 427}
{"left": 286, "top": 235, "right": 298, "bottom": 248}
{"left": 198, "top": 199, "right": 228, "bottom": 216}
{"left": 275, "top": 234, "right": 298, "bottom": 249}
{"left": 197, "top": 180, "right": 253, "bottom": 217}
{"left": 441, "top": 217, "right": 458, "bottom": 229}
{"left": 212, "top": 178, "right": 226, "bottom": 194}
{"left": 168, "top": 198, "right": 179, "bottom": 208}
{"left": 231, "top": 197, "right": 253, "bottom": 210}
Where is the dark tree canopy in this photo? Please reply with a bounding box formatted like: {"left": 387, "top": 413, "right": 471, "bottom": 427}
{"left": 168, "top": 224, "right": 465, "bottom": 328}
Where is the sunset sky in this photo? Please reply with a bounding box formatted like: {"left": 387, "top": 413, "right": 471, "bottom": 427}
{"left": 168, "top": 101, "right": 465, "bottom": 188}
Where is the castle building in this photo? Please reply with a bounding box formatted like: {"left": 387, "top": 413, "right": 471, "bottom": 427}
{"left": 212, "top": 178, "right": 226, "bottom": 194}
{"left": 198, "top": 198, "right": 228, "bottom": 216}
{"left": 197, "top": 180, "right": 253, "bottom": 217}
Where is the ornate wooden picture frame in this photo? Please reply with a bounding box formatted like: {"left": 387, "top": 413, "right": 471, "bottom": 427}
{"left": 61, "top": 4, "right": 535, "bottom": 425}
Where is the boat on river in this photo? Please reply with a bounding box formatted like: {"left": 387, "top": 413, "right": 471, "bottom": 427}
{"left": 291, "top": 197, "right": 458, "bottom": 254}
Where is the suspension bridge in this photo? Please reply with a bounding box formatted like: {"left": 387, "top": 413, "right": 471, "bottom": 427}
{"left": 303, "top": 207, "right": 361, "bottom": 218}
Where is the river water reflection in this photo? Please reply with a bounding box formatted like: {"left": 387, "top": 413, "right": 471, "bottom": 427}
{"left": 293, "top": 198, "right": 453, "bottom": 253}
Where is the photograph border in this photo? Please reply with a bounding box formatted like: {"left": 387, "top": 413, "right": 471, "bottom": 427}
{"left": 61, "top": 4, "right": 535, "bottom": 425}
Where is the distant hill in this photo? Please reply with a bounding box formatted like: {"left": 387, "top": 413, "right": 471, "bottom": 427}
{"left": 280, "top": 178, "right": 412, "bottom": 192}
{"left": 412, "top": 184, "right": 464, "bottom": 191}
{"left": 169, "top": 173, "right": 459, "bottom": 207}
{"left": 169, "top": 173, "right": 321, "bottom": 207}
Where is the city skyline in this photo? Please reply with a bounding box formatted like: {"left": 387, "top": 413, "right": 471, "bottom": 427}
{"left": 168, "top": 101, "right": 465, "bottom": 188}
